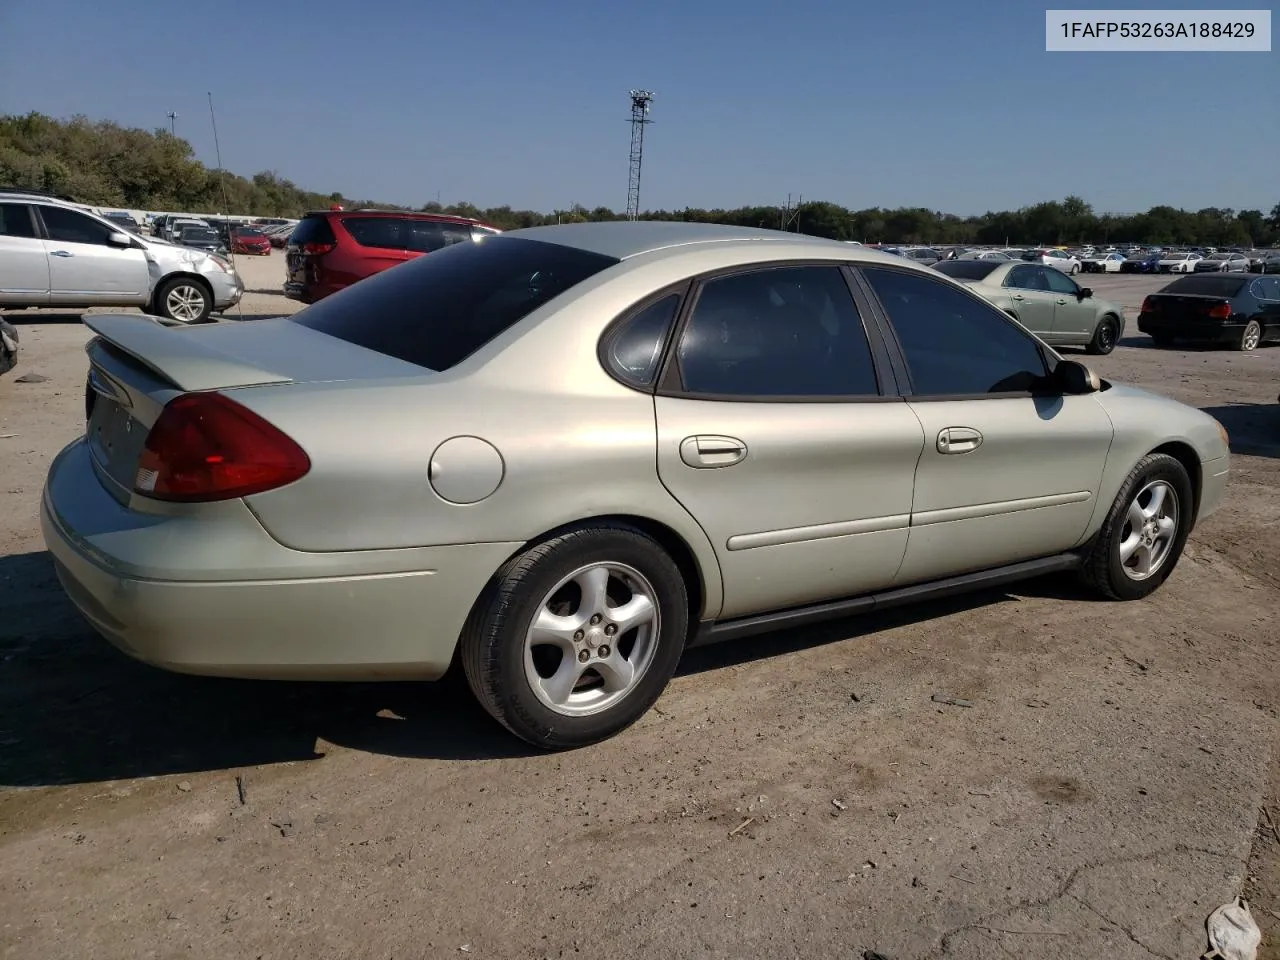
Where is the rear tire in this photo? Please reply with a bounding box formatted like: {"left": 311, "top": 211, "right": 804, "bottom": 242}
{"left": 1238, "top": 320, "right": 1261, "bottom": 352}
{"left": 461, "top": 523, "right": 689, "bottom": 749}
{"left": 1149, "top": 333, "right": 1174, "bottom": 347}
{"left": 1079, "top": 453, "right": 1193, "bottom": 601}
{"left": 153, "top": 276, "right": 212, "bottom": 324}
{"left": 1086, "top": 315, "right": 1119, "bottom": 355}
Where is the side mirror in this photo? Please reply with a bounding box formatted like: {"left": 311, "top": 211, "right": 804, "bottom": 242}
{"left": 1078, "top": 287, "right": 1093, "bottom": 300}
{"left": 1054, "top": 359, "right": 1101, "bottom": 394}
{"left": 107, "top": 232, "right": 132, "bottom": 247}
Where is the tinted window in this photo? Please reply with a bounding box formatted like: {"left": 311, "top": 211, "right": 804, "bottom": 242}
{"left": 1005, "top": 264, "right": 1048, "bottom": 290}
{"left": 1043, "top": 268, "right": 1078, "bottom": 295}
{"left": 1251, "top": 278, "right": 1280, "bottom": 301}
{"left": 291, "top": 237, "right": 617, "bottom": 372}
{"left": 1162, "top": 275, "right": 1248, "bottom": 297}
{"left": 40, "top": 206, "right": 114, "bottom": 245}
{"left": 934, "top": 260, "right": 1000, "bottom": 281}
{"left": 604, "top": 293, "right": 681, "bottom": 387}
{"left": 289, "top": 215, "right": 336, "bottom": 246}
{"left": 0, "top": 203, "right": 36, "bottom": 238}
{"left": 341, "top": 216, "right": 472, "bottom": 253}
{"left": 676, "top": 266, "right": 879, "bottom": 398}
{"left": 863, "top": 267, "right": 1049, "bottom": 396}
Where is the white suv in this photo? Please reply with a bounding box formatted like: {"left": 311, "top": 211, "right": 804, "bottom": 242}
{"left": 0, "top": 192, "right": 243, "bottom": 323}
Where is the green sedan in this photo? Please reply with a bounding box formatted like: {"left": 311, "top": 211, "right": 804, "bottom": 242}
{"left": 934, "top": 259, "right": 1126, "bottom": 355}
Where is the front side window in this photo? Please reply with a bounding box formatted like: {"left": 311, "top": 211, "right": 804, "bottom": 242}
{"left": 675, "top": 266, "right": 879, "bottom": 398}
{"left": 0, "top": 203, "right": 36, "bottom": 239}
{"left": 291, "top": 237, "right": 618, "bottom": 372}
{"left": 862, "top": 267, "right": 1049, "bottom": 397}
{"left": 1043, "top": 268, "right": 1079, "bottom": 295}
{"left": 39, "top": 206, "right": 114, "bottom": 245}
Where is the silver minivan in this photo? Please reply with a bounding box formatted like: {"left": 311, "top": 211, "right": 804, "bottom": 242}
{"left": 0, "top": 192, "right": 243, "bottom": 323}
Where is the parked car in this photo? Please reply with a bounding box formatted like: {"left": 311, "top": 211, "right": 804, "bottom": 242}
{"left": 1158, "top": 252, "right": 1203, "bottom": 273}
{"left": 231, "top": 226, "right": 272, "bottom": 256}
{"left": 933, "top": 259, "right": 1125, "bottom": 354}
{"left": 266, "top": 224, "right": 294, "bottom": 248}
{"left": 1120, "top": 252, "right": 1161, "bottom": 274}
{"left": 177, "top": 224, "right": 228, "bottom": 256}
{"left": 0, "top": 191, "right": 242, "bottom": 323}
{"left": 40, "top": 223, "right": 1232, "bottom": 747}
{"left": 959, "top": 250, "right": 1012, "bottom": 261}
{"left": 1258, "top": 252, "right": 1280, "bottom": 274}
{"left": 895, "top": 247, "right": 944, "bottom": 266}
{"left": 1022, "top": 249, "right": 1081, "bottom": 274}
{"left": 1194, "top": 252, "right": 1251, "bottom": 273}
{"left": 1082, "top": 252, "right": 1126, "bottom": 273}
{"left": 1138, "top": 274, "right": 1280, "bottom": 351}
{"left": 284, "top": 209, "right": 501, "bottom": 303}
{"left": 0, "top": 317, "right": 17, "bottom": 377}
{"left": 102, "top": 211, "right": 140, "bottom": 233}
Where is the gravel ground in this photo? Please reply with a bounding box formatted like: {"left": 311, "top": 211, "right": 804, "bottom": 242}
{"left": 1, "top": 256, "right": 1278, "bottom": 960}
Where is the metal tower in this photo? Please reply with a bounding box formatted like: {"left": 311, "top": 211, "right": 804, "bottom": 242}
{"left": 625, "top": 90, "right": 654, "bottom": 220}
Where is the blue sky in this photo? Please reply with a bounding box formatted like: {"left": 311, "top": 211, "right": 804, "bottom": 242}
{"left": 1, "top": 0, "right": 1275, "bottom": 215}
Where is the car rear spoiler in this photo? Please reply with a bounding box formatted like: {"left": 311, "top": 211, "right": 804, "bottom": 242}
{"left": 83, "top": 314, "right": 294, "bottom": 392}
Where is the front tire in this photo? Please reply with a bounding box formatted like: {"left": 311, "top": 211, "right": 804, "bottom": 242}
{"left": 153, "top": 276, "right": 212, "bottom": 324}
{"left": 1079, "top": 453, "right": 1193, "bottom": 601}
{"left": 1070, "top": 264, "right": 1080, "bottom": 275}
{"left": 1086, "top": 315, "right": 1119, "bottom": 355}
{"left": 461, "top": 524, "right": 689, "bottom": 749}
{"left": 1238, "top": 320, "right": 1261, "bottom": 352}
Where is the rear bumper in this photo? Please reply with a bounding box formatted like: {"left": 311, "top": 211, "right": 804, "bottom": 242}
{"left": 41, "top": 439, "right": 518, "bottom": 681}
{"left": 1136, "top": 315, "right": 1243, "bottom": 343}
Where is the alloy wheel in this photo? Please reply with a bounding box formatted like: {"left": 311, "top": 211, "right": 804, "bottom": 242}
{"left": 1119, "top": 480, "right": 1179, "bottom": 581}
{"left": 165, "top": 284, "right": 207, "bottom": 322}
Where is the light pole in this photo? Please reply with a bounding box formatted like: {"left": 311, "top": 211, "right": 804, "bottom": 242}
{"left": 166, "top": 111, "right": 178, "bottom": 136}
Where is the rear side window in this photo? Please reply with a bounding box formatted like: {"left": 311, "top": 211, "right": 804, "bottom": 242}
{"left": 933, "top": 260, "right": 999, "bottom": 281}
{"left": 0, "top": 203, "right": 36, "bottom": 238}
{"left": 341, "top": 216, "right": 472, "bottom": 253}
{"left": 289, "top": 216, "right": 337, "bottom": 246}
{"left": 1162, "top": 275, "right": 1247, "bottom": 297}
{"left": 602, "top": 293, "right": 681, "bottom": 388}
{"left": 291, "top": 237, "right": 618, "bottom": 371}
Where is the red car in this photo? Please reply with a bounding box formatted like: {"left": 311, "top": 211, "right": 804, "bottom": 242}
{"left": 284, "top": 210, "right": 500, "bottom": 303}
{"left": 231, "top": 226, "right": 272, "bottom": 256}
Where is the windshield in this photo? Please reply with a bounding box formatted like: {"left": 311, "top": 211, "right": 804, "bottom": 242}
{"left": 1206, "top": 254, "right": 1228, "bottom": 260}
{"left": 180, "top": 228, "right": 218, "bottom": 242}
{"left": 291, "top": 236, "right": 618, "bottom": 371}
{"left": 933, "top": 260, "right": 1000, "bottom": 280}
{"left": 236, "top": 228, "right": 265, "bottom": 237}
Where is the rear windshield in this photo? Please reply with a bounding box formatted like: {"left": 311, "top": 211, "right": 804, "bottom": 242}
{"left": 1161, "top": 275, "right": 1247, "bottom": 297}
{"left": 290, "top": 236, "right": 619, "bottom": 371}
{"left": 289, "top": 215, "right": 337, "bottom": 245}
{"left": 933, "top": 260, "right": 1000, "bottom": 280}
{"left": 341, "top": 215, "right": 474, "bottom": 253}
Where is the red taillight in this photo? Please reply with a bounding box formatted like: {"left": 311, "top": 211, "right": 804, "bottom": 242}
{"left": 1140, "top": 296, "right": 1159, "bottom": 313}
{"left": 302, "top": 242, "right": 334, "bottom": 255}
{"left": 134, "top": 393, "right": 310, "bottom": 502}
{"left": 1205, "top": 303, "right": 1231, "bottom": 319}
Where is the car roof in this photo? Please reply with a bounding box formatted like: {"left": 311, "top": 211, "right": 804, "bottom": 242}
{"left": 305, "top": 209, "right": 487, "bottom": 226}
{"left": 499, "top": 220, "right": 908, "bottom": 263}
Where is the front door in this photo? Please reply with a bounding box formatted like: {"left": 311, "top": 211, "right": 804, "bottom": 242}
{"left": 36, "top": 204, "right": 150, "bottom": 305}
{"left": 859, "top": 265, "right": 1113, "bottom": 586}
{"left": 654, "top": 264, "right": 924, "bottom": 620}
{"left": 1044, "top": 265, "right": 1095, "bottom": 343}
{"left": 0, "top": 203, "right": 50, "bottom": 305}
{"left": 1002, "top": 263, "right": 1056, "bottom": 338}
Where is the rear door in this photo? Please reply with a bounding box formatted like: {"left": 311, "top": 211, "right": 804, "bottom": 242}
{"left": 0, "top": 202, "right": 50, "bottom": 305}
{"left": 653, "top": 264, "right": 923, "bottom": 620}
{"left": 1001, "top": 264, "right": 1056, "bottom": 337}
{"left": 37, "top": 205, "right": 150, "bottom": 305}
{"left": 859, "top": 266, "right": 1112, "bottom": 585}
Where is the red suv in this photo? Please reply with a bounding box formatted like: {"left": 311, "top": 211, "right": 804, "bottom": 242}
{"left": 284, "top": 210, "right": 501, "bottom": 303}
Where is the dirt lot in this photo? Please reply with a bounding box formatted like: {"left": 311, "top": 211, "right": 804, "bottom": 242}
{"left": 2, "top": 256, "right": 1278, "bottom": 960}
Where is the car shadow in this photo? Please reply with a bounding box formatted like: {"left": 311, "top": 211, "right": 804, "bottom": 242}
{"left": 1117, "top": 335, "right": 1223, "bottom": 352}
{"left": 1202, "top": 402, "right": 1280, "bottom": 460}
{"left": 0, "top": 311, "right": 87, "bottom": 325}
{"left": 0, "top": 548, "right": 1069, "bottom": 785}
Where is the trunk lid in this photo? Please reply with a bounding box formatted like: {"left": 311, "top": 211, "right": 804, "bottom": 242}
{"left": 81, "top": 314, "right": 427, "bottom": 503}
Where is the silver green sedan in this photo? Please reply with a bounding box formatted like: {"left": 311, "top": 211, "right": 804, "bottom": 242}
{"left": 934, "top": 258, "right": 1126, "bottom": 354}
{"left": 42, "top": 222, "right": 1230, "bottom": 748}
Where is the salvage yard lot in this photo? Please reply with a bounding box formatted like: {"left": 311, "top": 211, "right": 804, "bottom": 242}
{"left": 1, "top": 257, "right": 1278, "bottom": 959}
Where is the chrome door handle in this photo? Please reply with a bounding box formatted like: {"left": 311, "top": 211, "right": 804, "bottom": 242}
{"left": 50, "top": 250, "right": 74, "bottom": 258}
{"left": 680, "top": 435, "right": 747, "bottom": 468}
{"left": 1055, "top": 298, "right": 1068, "bottom": 304}
{"left": 937, "top": 426, "right": 983, "bottom": 455}
{"left": 1011, "top": 294, "right": 1026, "bottom": 301}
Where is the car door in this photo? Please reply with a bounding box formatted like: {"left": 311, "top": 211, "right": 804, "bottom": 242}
{"left": 1043, "top": 265, "right": 1094, "bottom": 343}
{"left": 1251, "top": 278, "right": 1280, "bottom": 337}
{"left": 0, "top": 202, "right": 50, "bottom": 305}
{"left": 653, "top": 264, "right": 924, "bottom": 620}
{"left": 858, "top": 266, "right": 1113, "bottom": 586}
{"left": 36, "top": 205, "right": 151, "bottom": 305}
{"left": 1001, "top": 264, "right": 1056, "bottom": 338}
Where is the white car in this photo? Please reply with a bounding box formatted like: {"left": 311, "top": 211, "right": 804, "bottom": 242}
{"left": 1158, "top": 252, "right": 1203, "bottom": 273}
{"left": 1026, "top": 248, "right": 1082, "bottom": 274}
{"left": 1083, "top": 252, "right": 1126, "bottom": 273}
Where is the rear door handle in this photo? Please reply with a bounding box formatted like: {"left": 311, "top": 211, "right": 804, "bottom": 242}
{"left": 1055, "top": 298, "right": 1068, "bottom": 304}
{"left": 937, "top": 426, "right": 983, "bottom": 455}
{"left": 50, "top": 250, "right": 74, "bottom": 258}
{"left": 680, "top": 435, "right": 747, "bottom": 468}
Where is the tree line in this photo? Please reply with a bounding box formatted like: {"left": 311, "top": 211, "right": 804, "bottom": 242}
{"left": 3, "top": 113, "right": 1277, "bottom": 248}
